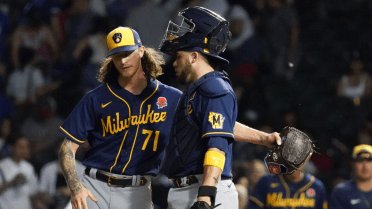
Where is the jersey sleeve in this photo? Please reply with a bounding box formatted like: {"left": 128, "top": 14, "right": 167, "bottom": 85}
{"left": 207, "top": 136, "right": 231, "bottom": 153}
{"left": 59, "top": 93, "right": 96, "bottom": 144}
{"left": 200, "top": 93, "right": 237, "bottom": 140}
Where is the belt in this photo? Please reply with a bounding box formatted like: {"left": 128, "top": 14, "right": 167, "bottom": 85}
{"left": 85, "top": 167, "right": 147, "bottom": 187}
{"left": 172, "top": 175, "right": 232, "bottom": 188}
{"left": 172, "top": 175, "right": 199, "bottom": 188}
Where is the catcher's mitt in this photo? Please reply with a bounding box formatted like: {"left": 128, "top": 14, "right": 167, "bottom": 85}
{"left": 264, "top": 126, "right": 316, "bottom": 175}
{"left": 190, "top": 202, "right": 221, "bottom": 209}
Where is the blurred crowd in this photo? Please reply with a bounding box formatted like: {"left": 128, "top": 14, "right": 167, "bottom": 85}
{"left": 0, "top": 0, "right": 372, "bottom": 208}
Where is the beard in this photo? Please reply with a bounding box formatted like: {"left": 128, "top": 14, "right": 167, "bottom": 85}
{"left": 176, "top": 61, "right": 193, "bottom": 85}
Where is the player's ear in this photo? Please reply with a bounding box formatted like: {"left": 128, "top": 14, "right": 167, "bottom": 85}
{"left": 139, "top": 46, "right": 145, "bottom": 58}
{"left": 190, "top": 51, "right": 198, "bottom": 64}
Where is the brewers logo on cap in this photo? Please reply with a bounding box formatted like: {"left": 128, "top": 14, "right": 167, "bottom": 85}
{"left": 107, "top": 27, "right": 142, "bottom": 56}
{"left": 352, "top": 144, "right": 372, "bottom": 159}
{"left": 113, "top": 33, "right": 122, "bottom": 43}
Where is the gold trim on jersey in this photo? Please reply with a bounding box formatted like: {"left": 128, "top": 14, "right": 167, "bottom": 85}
{"left": 121, "top": 81, "right": 159, "bottom": 174}
{"left": 250, "top": 196, "right": 264, "bottom": 208}
{"left": 59, "top": 126, "right": 85, "bottom": 143}
{"left": 202, "top": 132, "right": 234, "bottom": 138}
{"left": 106, "top": 82, "right": 132, "bottom": 172}
{"left": 110, "top": 130, "right": 129, "bottom": 173}
{"left": 106, "top": 83, "right": 132, "bottom": 116}
{"left": 279, "top": 175, "right": 291, "bottom": 199}
{"left": 292, "top": 175, "right": 315, "bottom": 209}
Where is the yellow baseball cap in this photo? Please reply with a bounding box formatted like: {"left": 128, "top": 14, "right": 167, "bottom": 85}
{"left": 107, "top": 26, "right": 142, "bottom": 56}
{"left": 352, "top": 144, "right": 372, "bottom": 159}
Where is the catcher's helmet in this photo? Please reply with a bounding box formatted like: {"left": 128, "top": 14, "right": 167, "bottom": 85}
{"left": 159, "top": 6, "right": 231, "bottom": 64}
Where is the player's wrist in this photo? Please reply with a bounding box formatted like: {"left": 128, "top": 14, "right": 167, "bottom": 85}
{"left": 197, "top": 196, "right": 211, "bottom": 205}
{"left": 197, "top": 186, "right": 217, "bottom": 206}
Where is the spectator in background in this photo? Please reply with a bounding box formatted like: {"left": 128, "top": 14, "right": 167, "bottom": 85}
{"left": 330, "top": 144, "right": 372, "bottom": 208}
{"left": 236, "top": 180, "right": 249, "bottom": 209}
{"left": 246, "top": 159, "right": 267, "bottom": 194}
{"left": 6, "top": 46, "right": 45, "bottom": 122}
{"left": 336, "top": 56, "right": 372, "bottom": 107}
{"left": 0, "top": 117, "right": 14, "bottom": 159}
{"left": 125, "top": 0, "right": 171, "bottom": 49}
{"left": 0, "top": 134, "right": 38, "bottom": 209}
{"left": 21, "top": 96, "right": 64, "bottom": 173}
{"left": 72, "top": 16, "right": 109, "bottom": 92}
{"left": 0, "top": 90, "right": 13, "bottom": 124}
{"left": 248, "top": 161, "right": 328, "bottom": 209}
{"left": 202, "top": 0, "right": 230, "bottom": 17}
{"left": 62, "top": 0, "right": 95, "bottom": 62}
{"left": 0, "top": 1, "right": 10, "bottom": 64}
{"left": 224, "top": 4, "right": 256, "bottom": 73}
{"left": 262, "top": 0, "right": 300, "bottom": 80}
{"left": 10, "top": 3, "right": 59, "bottom": 69}
{"left": 231, "top": 63, "right": 268, "bottom": 128}
{"left": 106, "top": 0, "right": 141, "bottom": 27}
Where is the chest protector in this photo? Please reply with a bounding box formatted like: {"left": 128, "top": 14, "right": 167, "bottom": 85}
{"left": 164, "top": 71, "right": 231, "bottom": 177}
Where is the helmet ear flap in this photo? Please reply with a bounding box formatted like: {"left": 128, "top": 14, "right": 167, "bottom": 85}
{"left": 206, "top": 21, "right": 231, "bottom": 55}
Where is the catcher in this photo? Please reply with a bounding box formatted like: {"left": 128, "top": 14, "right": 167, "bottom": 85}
{"left": 249, "top": 127, "right": 328, "bottom": 209}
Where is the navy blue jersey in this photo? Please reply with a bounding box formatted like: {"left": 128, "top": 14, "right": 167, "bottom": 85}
{"left": 59, "top": 79, "right": 182, "bottom": 176}
{"left": 249, "top": 173, "right": 328, "bottom": 209}
{"left": 163, "top": 71, "right": 237, "bottom": 178}
{"left": 330, "top": 179, "right": 372, "bottom": 209}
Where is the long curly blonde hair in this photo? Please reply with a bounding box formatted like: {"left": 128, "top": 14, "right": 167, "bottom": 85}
{"left": 97, "top": 47, "right": 164, "bottom": 83}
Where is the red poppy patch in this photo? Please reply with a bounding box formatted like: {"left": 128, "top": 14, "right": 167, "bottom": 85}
{"left": 157, "top": 97, "right": 167, "bottom": 109}
{"left": 306, "top": 188, "right": 316, "bottom": 198}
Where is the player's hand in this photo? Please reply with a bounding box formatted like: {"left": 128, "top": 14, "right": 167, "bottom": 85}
{"left": 264, "top": 132, "right": 281, "bottom": 148}
{"left": 70, "top": 183, "right": 98, "bottom": 209}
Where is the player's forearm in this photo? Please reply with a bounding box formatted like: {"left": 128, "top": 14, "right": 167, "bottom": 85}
{"left": 198, "top": 148, "right": 225, "bottom": 204}
{"left": 58, "top": 139, "right": 82, "bottom": 195}
{"left": 233, "top": 121, "right": 268, "bottom": 145}
{"left": 198, "top": 164, "right": 222, "bottom": 204}
{"left": 202, "top": 165, "right": 222, "bottom": 187}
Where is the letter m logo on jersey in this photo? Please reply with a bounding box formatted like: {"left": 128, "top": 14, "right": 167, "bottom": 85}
{"left": 208, "top": 112, "right": 225, "bottom": 129}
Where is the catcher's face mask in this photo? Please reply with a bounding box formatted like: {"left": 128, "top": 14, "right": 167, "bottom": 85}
{"left": 159, "top": 15, "right": 195, "bottom": 50}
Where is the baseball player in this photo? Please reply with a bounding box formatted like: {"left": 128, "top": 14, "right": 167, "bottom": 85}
{"left": 159, "top": 6, "right": 241, "bottom": 209}
{"left": 329, "top": 144, "right": 372, "bottom": 209}
{"left": 59, "top": 26, "right": 281, "bottom": 209}
{"left": 58, "top": 26, "right": 183, "bottom": 209}
{"left": 248, "top": 165, "right": 328, "bottom": 209}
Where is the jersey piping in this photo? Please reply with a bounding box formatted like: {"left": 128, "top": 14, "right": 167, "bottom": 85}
{"left": 250, "top": 196, "right": 265, "bottom": 208}
{"left": 202, "top": 132, "right": 234, "bottom": 138}
{"left": 110, "top": 130, "right": 129, "bottom": 172}
{"left": 106, "top": 82, "right": 133, "bottom": 172}
{"left": 121, "top": 80, "right": 159, "bottom": 174}
{"left": 59, "top": 126, "right": 84, "bottom": 143}
{"left": 292, "top": 175, "right": 315, "bottom": 209}
{"left": 279, "top": 175, "right": 291, "bottom": 199}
